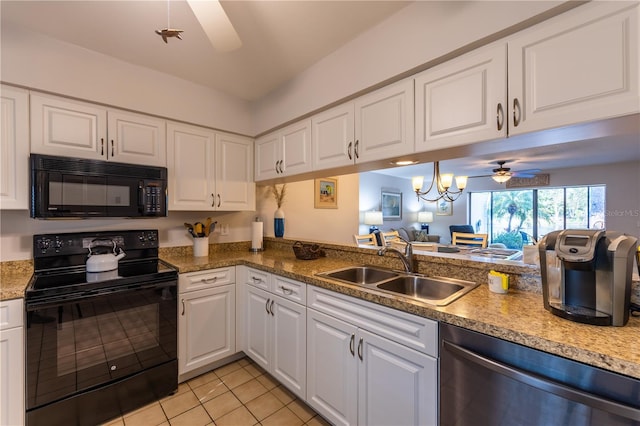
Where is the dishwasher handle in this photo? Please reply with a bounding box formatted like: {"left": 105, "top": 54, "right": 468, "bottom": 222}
{"left": 442, "top": 340, "right": 640, "bottom": 422}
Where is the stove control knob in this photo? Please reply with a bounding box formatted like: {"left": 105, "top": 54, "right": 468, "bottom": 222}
{"left": 138, "top": 234, "right": 146, "bottom": 243}
{"left": 53, "top": 239, "right": 63, "bottom": 252}
{"left": 147, "top": 232, "right": 157, "bottom": 241}
{"left": 37, "top": 239, "right": 51, "bottom": 253}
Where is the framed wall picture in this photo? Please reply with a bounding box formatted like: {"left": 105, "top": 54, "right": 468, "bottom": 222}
{"left": 381, "top": 191, "right": 402, "bottom": 220}
{"left": 436, "top": 199, "right": 453, "bottom": 216}
{"left": 315, "top": 177, "right": 338, "bottom": 208}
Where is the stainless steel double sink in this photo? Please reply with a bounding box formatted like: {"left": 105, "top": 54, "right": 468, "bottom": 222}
{"left": 316, "top": 266, "right": 479, "bottom": 306}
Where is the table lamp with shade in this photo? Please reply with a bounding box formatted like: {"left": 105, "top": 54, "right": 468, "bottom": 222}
{"left": 418, "top": 211, "right": 434, "bottom": 233}
{"left": 364, "top": 211, "right": 384, "bottom": 233}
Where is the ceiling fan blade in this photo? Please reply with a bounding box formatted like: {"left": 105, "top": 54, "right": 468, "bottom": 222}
{"left": 467, "top": 174, "right": 495, "bottom": 179}
{"left": 187, "top": 0, "right": 242, "bottom": 52}
{"left": 513, "top": 168, "right": 542, "bottom": 174}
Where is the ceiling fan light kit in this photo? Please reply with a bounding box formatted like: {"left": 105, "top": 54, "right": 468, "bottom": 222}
{"left": 492, "top": 173, "right": 512, "bottom": 183}
{"left": 412, "top": 161, "right": 467, "bottom": 203}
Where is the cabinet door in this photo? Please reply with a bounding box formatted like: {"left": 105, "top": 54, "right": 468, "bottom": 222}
{"left": 215, "top": 132, "right": 255, "bottom": 211}
{"left": 312, "top": 103, "right": 355, "bottom": 170}
{"left": 0, "top": 299, "right": 24, "bottom": 426}
{"left": 255, "top": 132, "right": 280, "bottom": 182}
{"left": 167, "top": 122, "right": 216, "bottom": 210}
{"left": 30, "top": 93, "right": 107, "bottom": 160}
{"left": 307, "top": 309, "right": 358, "bottom": 426}
{"left": 355, "top": 78, "right": 414, "bottom": 162}
{"left": 281, "top": 119, "right": 312, "bottom": 176}
{"left": 245, "top": 285, "right": 271, "bottom": 371}
{"left": 415, "top": 43, "right": 507, "bottom": 151}
{"left": 0, "top": 85, "right": 29, "bottom": 210}
{"left": 179, "top": 285, "right": 236, "bottom": 376}
{"left": 357, "top": 329, "right": 437, "bottom": 426}
{"left": 107, "top": 109, "right": 166, "bottom": 167}
{"left": 508, "top": 2, "right": 639, "bottom": 135}
{"left": 271, "top": 296, "right": 306, "bottom": 399}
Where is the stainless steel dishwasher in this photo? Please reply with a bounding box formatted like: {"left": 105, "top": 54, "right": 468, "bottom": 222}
{"left": 440, "top": 323, "right": 640, "bottom": 425}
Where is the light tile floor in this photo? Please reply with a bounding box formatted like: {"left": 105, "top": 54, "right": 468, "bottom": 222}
{"left": 102, "top": 357, "right": 331, "bottom": 426}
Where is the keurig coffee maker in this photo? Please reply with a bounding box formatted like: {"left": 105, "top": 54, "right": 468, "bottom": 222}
{"left": 539, "top": 229, "right": 638, "bottom": 326}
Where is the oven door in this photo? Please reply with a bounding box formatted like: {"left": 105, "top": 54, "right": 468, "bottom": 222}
{"left": 25, "top": 280, "right": 177, "bottom": 425}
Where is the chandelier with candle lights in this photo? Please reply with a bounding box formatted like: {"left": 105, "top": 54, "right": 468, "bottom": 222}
{"left": 412, "top": 161, "right": 468, "bottom": 202}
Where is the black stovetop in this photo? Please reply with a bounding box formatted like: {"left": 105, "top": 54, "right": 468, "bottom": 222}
{"left": 27, "top": 230, "right": 178, "bottom": 304}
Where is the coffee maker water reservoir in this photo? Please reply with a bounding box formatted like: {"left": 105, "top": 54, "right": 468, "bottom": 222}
{"left": 539, "top": 229, "right": 638, "bottom": 326}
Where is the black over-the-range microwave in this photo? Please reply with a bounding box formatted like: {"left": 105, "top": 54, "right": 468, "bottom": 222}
{"left": 30, "top": 154, "right": 168, "bottom": 218}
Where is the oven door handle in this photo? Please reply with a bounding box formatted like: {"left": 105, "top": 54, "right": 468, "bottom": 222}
{"left": 442, "top": 340, "right": 640, "bottom": 421}
{"left": 26, "top": 280, "right": 176, "bottom": 311}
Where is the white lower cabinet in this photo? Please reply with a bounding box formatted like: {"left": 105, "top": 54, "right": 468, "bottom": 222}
{"left": 178, "top": 268, "right": 236, "bottom": 381}
{"left": 0, "top": 298, "right": 24, "bottom": 426}
{"left": 306, "top": 287, "right": 438, "bottom": 426}
{"left": 244, "top": 268, "right": 307, "bottom": 399}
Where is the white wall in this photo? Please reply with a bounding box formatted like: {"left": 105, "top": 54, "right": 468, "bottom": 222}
{"left": 252, "top": 1, "right": 564, "bottom": 134}
{"left": 359, "top": 172, "right": 424, "bottom": 235}
{"left": 0, "top": 210, "right": 257, "bottom": 261}
{"left": 255, "top": 174, "right": 360, "bottom": 246}
{"left": 0, "top": 22, "right": 253, "bottom": 135}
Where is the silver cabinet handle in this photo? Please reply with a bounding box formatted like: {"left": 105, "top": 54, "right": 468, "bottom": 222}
{"left": 497, "top": 103, "right": 504, "bottom": 131}
{"left": 354, "top": 140, "right": 359, "bottom": 159}
{"left": 217, "top": 194, "right": 221, "bottom": 208}
{"left": 265, "top": 298, "right": 271, "bottom": 314}
{"left": 279, "top": 160, "right": 284, "bottom": 174}
{"left": 269, "top": 300, "right": 275, "bottom": 316}
{"left": 100, "top": 138, "right": 105, "bottom": 156}
{"left": 111, "top": 139, "right": 115, "bottom": 157}
{"left": 347, "top": 142, "right": 353, "bottom": 160}
{"left": 201, "top": 276, "right": 217, "bottom": 284}
{"left": 349, "top": 334, "right": 355, "bottom": 356}
{"left": 279, "top": 285, "right": 293, "bottom": 295}
{"left": 252, "top": 276, "right": 263, "bottom": 284}
{"left": 211, "top": 193, "right": 215, "bottom": 207}
{"left": 513, "top": 98, "right": 521, "bottom": 127}
{"left": 181, "top": 299, "right": 185, "bottom": 316}
{"left": 442, "top": 340, "right": 640, "bottom": 422}
{"left": 357, "top": 337, "right": 363, "bottom": 361}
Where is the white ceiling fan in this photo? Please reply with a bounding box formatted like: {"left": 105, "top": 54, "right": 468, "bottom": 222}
{"left": 468, "top": 160, "right": 541, "bottom": 183}
{"left": 156, "top": 0, "right": 242, "bottom": 52}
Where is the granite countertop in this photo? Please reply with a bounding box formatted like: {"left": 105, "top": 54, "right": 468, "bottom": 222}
{"left": 3, "top": 245, "right": 639, "bottom": 381}
{"left": 161, "top": 247, "right": 640, "bottom": 381}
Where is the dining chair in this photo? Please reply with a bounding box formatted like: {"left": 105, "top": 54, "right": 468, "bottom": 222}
{"left": 353, "top": 233, "right": 377, "bottom": 246}
{"left": 381, "top": 230, "right": 401, "bottom": 245}
{"left": 452, "top": 232, "right": 488, "bottom": 248}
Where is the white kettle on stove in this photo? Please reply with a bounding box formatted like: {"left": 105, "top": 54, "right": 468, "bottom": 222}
{"left": 86, "top": 239, "right": 126, "bottom": 273}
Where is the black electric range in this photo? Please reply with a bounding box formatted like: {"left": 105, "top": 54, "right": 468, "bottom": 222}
{"left": 25, "top": 230, "right": 178, "bottom": 426}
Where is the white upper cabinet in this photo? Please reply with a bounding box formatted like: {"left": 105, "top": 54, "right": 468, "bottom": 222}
{"left": 255, "top": 119, "right": 312, "bottom": 181}
{"left": 312, "top": 78, "right": 414, "bottom": 171}
{"left": 312, "top": 103, "right": 355, "bottom": 170}
{"left": 354, "top": 78, "right": 414, "bottom": 163}
{"left": 168, "top": 121, "right": 254, "bottom": 211}
{"left": 0, "top": 85, "right": 29, "bottom": 210}
{"left": 30, "top": 93, "right": 167, "bottom": 166}
{"left": 215, "top": 132, "right": 255, "bottom": 211}
{"left": 415, "top": 43, "right": 507, "bottom": 151}
{"left": 106, "top": 109, "right": 166, "bottom": 166}
{"left": 507, "top": 1, "right": 639, "bottom": 135}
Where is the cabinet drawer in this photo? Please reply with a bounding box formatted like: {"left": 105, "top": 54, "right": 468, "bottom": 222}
{"left": 245, "top": 267, "right": 271, "bottom": 291}
{"left": 272, "top": 276, "right": 306, "bottom": 305}
{"left": 180, "top": 267, "right": 235, "bottom": 293}
{"left": 0, "top": 298, "right": 23, "bottom": 330}
{"left": 308, "top": 287, "right": 438, "bottom": 357}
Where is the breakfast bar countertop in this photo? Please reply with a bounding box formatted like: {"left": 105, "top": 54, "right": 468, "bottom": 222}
{"left": 159, "top": 245, "right": 640, "bottom": 381}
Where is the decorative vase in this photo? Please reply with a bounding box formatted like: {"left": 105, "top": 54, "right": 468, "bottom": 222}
{"left": 274, "top": 208, "right": 285, "bottom": 238}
